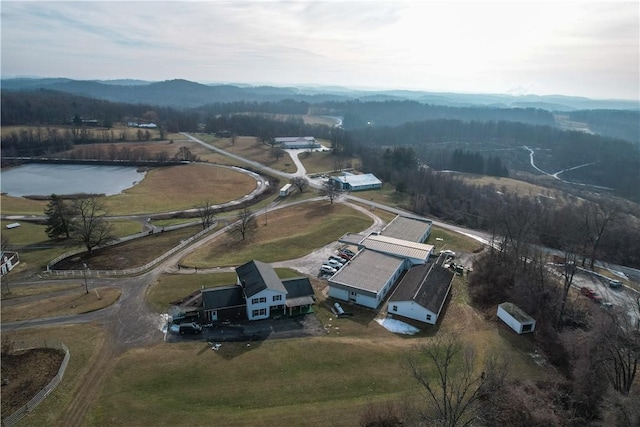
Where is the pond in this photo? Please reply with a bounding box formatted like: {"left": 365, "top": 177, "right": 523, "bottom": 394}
{"left": 1, "top": 163, "right": 146, "bottom": 197}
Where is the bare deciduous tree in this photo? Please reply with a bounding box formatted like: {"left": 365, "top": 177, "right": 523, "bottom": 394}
{"left": 320, "top": 179, "right": 342, "bottom": 205}
{"left": 228, "top": 208, "right": 256, "bottom": 241}
{"left": 196, "top": 200, "right": 216, "bottom": 230}
{"left": 270, "top": 147, "right": 285, "bottom": 161}
{"left": 70, "top": 197, "right": 114, "bottom": 255}
{"left": 404, "top": 334, "right": 491, "bottom": 427}
{"left": 291, "top": 176, "right": 308, "bottom": 193}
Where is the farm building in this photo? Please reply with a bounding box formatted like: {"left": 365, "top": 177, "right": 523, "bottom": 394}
{"left": 279, "top": 183, "right": 292, "bottom": 197}
{"left": 330, "top": 172, "right": 382, "bottom": 191}
{"left": 387, "top": 263, "right": 454, "bottom": 325}
{"left": 170, "top": 260, "right": 315, "bottom": 323}
{"left": 274, "top": 136, "right": 321, "bottom": 150}
{"left": 328, "top": 250, "right": 406, "bottom": 309}
{"left": 380, "top": 216, "right": 432, "bottom": 243}
{"left": 497, "top": 302, "right": 536, "bottom": 334}
{"left": 360, "top": 234, "right": 433, "bottom": 265}
{"left": 202, "top": 286, "right": 247, "bottom": 323}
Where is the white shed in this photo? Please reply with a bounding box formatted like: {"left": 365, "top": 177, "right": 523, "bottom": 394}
{"left": 497, "top": 302, "right": 536, "bottom": 334}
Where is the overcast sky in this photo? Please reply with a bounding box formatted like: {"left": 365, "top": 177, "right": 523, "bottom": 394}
{"left": 2, "top": 1, "right": 638, "bottom": 100}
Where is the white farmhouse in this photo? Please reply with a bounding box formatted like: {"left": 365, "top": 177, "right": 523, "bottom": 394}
{"left": 236, "top": 260, "right": 287, "bottom": 320}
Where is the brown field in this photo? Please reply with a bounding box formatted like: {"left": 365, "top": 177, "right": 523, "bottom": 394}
{"left": 1, "top": 287, "right": 121, "bottom": 322}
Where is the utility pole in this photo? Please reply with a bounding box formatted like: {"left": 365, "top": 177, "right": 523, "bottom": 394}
{"left": 83, "top": 263, "right": 89, "bottom": 294}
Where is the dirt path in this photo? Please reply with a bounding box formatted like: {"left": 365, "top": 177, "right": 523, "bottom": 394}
{"left": 57, "top": 331, "right": 119, "bottom": 427}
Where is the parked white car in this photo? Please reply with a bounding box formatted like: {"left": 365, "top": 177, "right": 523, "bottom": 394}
{"left": 320, "top": 265, "right": 337, "bottom": 275}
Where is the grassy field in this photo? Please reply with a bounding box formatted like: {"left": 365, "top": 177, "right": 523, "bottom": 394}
{"left": 181, "top": 201, "right": 373, "bottom": 267}
{"left": 1, "top": 282, "right": 79, "bottom": 300}
{"left": 1, "top": 287, "right": 121, "bottom": 322}
{"left": 194, "top": 134, "right": 298, "bottom": 173}
{"left": 1, "top": 324, "right": 107, "bottom": 426}
{"left": 0, "top": 163, "right": 257, "bottom": 216}
{"left": 87, "top": 272, "right": 550, "bottom": 426}
{"left": 54, "top": 225, "right": 203, "bottom": 270}
{"left": 427, "top": 226, "right": 485, "bottom": 254}
{"left": 352, "top": 183, "right": 412, "bottom": 208}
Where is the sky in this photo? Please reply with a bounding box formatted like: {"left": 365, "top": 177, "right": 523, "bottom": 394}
{"left": 1, "top": 1, "right": 639, "bottom": 100}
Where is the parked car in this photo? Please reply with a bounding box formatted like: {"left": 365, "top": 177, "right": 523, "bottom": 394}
{"left": 326, "top": 259, "right": 343, "bottom": 268}
{"left": 609, "top": 279, "right": 622, "bottom": 289}
{"left": 340, "top": 248, "right": 356, "bottom": 257}
{"left": 441, "top": 250, "right": 456, "bottom": 257}
{"left": 338, "top": 252, "right": 353, "bottom": 261}
{"left": 329, "top": 255, "right": 346, "bottom": 265}
{"left": 170, "top": 322, "right": 203, "bottom": 335}
{"left": 320, "top": 265, "right": 337, "bottom": 275}
{"left": 580, "top": 287, "right": 603, "bottom": 303}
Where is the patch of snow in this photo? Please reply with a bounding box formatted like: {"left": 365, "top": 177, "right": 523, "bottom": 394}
{"left": 376, "top": 318, "right": 420, "bottom": 335}
{"left": 159, "top": 314, "right": 169, "bottom": 333}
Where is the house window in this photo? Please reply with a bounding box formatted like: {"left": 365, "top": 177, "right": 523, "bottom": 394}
{"left": 273, "top": 295, "right": 282, "bottom": 302}
{"left": 426, "top": 314, "right": 432, "bottom": 321}
{"left": 392, "top": 305, "right": 398, "bottom": 312}
{"left": 251, "top": 298, "right": 259, "bottom": 304}
{"left": 252, "top": 308, "right": 267, "bottom": 317}
{"left": 251, "top": 297, "right": 267, "bottom": 304}
{"left": 259, "top": 297, "right": 266, "bottom": 303}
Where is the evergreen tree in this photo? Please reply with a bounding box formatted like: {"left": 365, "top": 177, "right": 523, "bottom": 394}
{"left": 44, "top": 194, "right": 72, "bottom": 239}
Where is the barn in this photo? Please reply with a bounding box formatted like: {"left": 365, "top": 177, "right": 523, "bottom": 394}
{"left": 330, "top": 172, "right": 382, "bottom": 191}
{"left": 387, "top": 263, "right": 454, "bottom": 325}
{"left": 497, "top": 302, "right": 536, "bottom": 334}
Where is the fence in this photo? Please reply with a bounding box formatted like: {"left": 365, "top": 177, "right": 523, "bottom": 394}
{"left": 1, "top": 340, "right": 70, "bottom": 427}
{"left": 45, "top": 223, "right": 217, "bottom": 278}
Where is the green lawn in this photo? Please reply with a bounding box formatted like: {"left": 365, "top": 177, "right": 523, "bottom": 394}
{"left": 427, "top": 226, "right": 485, "bottom": 253}
{"left": 181, "top": 201, "right": 373, "bottom": 267}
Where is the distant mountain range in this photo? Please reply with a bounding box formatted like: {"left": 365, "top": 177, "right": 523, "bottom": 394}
{"left": 2, "top": 77, "right": 638, "bottom": 111}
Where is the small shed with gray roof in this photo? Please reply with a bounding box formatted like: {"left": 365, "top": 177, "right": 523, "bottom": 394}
{"left": 388, "top": 263, "right": 454, "bottom": 325}
{"left": 497, "top": 302, "right": 536, "bottom": 334}
{"left": 328, "top": 250, "right": 406, "bottom": 308}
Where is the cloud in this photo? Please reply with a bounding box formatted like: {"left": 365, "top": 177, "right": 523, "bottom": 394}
{"left": 1, "top": 1, "right": 638, "bottom": 99}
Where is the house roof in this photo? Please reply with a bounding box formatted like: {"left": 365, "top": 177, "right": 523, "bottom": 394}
{"left": 283, "top": 277, "right": 315, "bottom": 307}
{"left": 236, "top": 260, "right": 287, "bottom": 297}
{"left": 390, "top": 263, "right": 454, "bottom": 315}
{"left": 332, "top": 173, "right": 382, "bottom": 188}
{"left": 330, "top": 250, "right": 405, "bottom": 295}
{"left": 202, "top": 286, "right": 246, "bottom": 310}
{"left": 498, "top": 302, "right": 535, "bottom": 324}
{"left": 361, "top": 234, "right": 433, "bottom": 262}
{"left": 381, "top": 216, "right": 432, "bottom": 243}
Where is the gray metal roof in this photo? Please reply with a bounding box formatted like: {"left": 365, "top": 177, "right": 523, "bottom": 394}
{"left": 361, "top": 234, "right": 433, "bottom": 261}
{"left": 332, "top": 173, "right": 382, "bottom": 188}
{"left": 330, "top": 250, "right": 405, "bottom": 295}
{"left": 338, "top": 232, "right": 367, "bottom": 246}
{"left": 390, "top": 263, "right": 453, "bottom": 314}
{"left": 499, "top": 302, "right": 535, "bottom": 323}
{"left": 236, "top": 260, "right": 287, "bottom": 297}
{"left": 381, "top": 216, "right": 432, "bottom": 243}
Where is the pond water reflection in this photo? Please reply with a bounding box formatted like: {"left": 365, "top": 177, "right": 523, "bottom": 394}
{"left": 1, "top": 164, "right": 146, "bottom": 197}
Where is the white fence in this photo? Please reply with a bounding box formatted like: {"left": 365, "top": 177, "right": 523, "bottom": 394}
{"left": 1, "top": 340, "right": 70, "bottom": 427}
{"left": 45, "top": 223, "right": 216, "bottom": 278}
